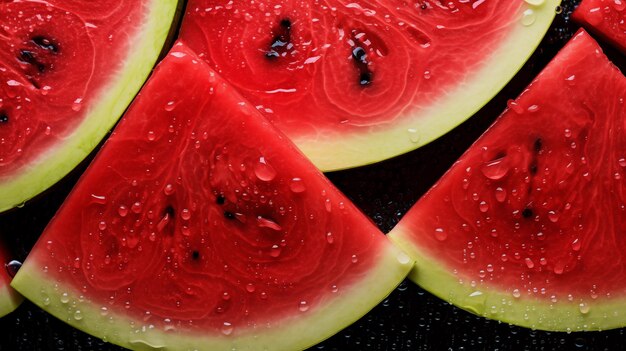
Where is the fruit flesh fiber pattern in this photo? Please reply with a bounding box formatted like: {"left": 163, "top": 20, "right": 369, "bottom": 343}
{"left": 11, "top": 42, "right": 411, "bottom": 351}
{"left": 389, "top": 29, "right": 626, "bottom": 331}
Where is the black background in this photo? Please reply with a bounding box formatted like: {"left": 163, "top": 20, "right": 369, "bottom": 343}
{"left": 2, "top": 0, "right": 626, "bottom": 350}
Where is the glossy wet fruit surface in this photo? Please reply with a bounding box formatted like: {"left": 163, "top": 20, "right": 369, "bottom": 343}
{"left": 181, "top": 0, "right": 558, "bottom": 170}
{"left": 2, "top": 0, "right": 626, "bottom": 350}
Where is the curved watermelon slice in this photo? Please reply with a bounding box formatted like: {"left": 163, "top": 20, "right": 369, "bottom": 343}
{"left": 180, "top": 0, "right": 560, "bottom": 171}
{"left": 0, "top": 0, "right": 179, "bottom": 212}
{"left": 388, "top": 29, "right": 626, "bottom": 331}
{"left": 11, "top": 42, "right": 412, "bottom": 350}
{"left": 0, "top": 243, "right": 22, "bottom": 318}
{"left": 573, "top": 0, "right": 626, "bottom": 53}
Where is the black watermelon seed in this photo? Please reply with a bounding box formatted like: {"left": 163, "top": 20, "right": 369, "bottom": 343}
{"left": 534, "top": 138, "right": 543, "bottom": 152}
{"left": 280, "top": 18, "right": 291, "bottom": 29}
{"left": 0, "top": 113, "right": 8, "bottom": 124}
{"left": 164, "top": 205, "right": 175, "bottom": 217}
{"left": 352, "top": 47, "right": 367, "bottom": 63}
{"left": 32, "top": 36, "right": 58, "bottom": 53}
{"left": 359, "top": 72, "right": 372, "bottom": 86}
{"left": 191, "top": 250, "right": 200, "bottom": 260}
{"left": 522, "top": 207, "right": 534, "bottom": 218}
{"left": 529, "top": 162, "right": 538, "bottom": 175}
{"left": 216, "top": 195, "right": 226, "bottom": 205}
{"left": 224, "top": 211, "right": 235, "bottom": 220}
{"left": 19, "top": 50, "right": 45, "bottom": 73}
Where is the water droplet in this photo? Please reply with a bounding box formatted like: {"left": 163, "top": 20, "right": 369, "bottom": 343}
{"left": 269, "top": 244, "right": 281, "bottom": 257}
{"left": 289, "top": 178, "right": 306, "bottom": 193}
{"left": 613, "top": 0, "right": 626, "bottom": 11}
{"left": 5, "top": 260, "right": 22, "bottom": 278}
{"left": 118, "top": 205, "right": 128, "bottom": 217}
{"left": 91, "top": 194, "right": 107, "bottom": 204}
{"left": 495, "top": 187, "right": 507, "bottom": 202}
{"left": 434, "top": 227, "right": 447, "bottom": 241}
{"left": 351, "top": 254, "right": 358, "bottom": 263}
{"left": 579, "top": 302, "right": 590, "bottom": 314}
{"left": 131, "top": 202, "right": 143, "bottom": 214}
{"left": 548, "top": 210, "right": 559, "bottom": 222}
{"left": 512, "top": 289, "right": 521, "bottom": 298}
{"left": 221, "top": 322, "right": 234, "bottom": 335}
{"left": 181, "top": 208, "right": 191, "bottom": 220}
{"left": 525, "top": 257, "right": 535, "bottom": 269}
{"left": 396, "top": 251, "right": 411, "bottom": 265}
{"left": 71, "top": 98, "right": 83, "bottom": 112}
{"left": 164, "top": 100, "right": 176, "bottom": 111}
{"left": 254, "top": 156, "right": 277, "bottom": 181}
{"left": 521, "top": 9, "right": 536, "bottom": 26}
{"left": 100, "top": 306, "right": 109, "bottom": 316}
{"left": 246, "top": 283, "right": 256, "bottom": 293}
{"left": 407, "top": 128, "right": 420, "bottom": 143}
{"left": 163, "top": 184, "right": 175, "bottom": 196}
{"left": 299, "top": 300, "right": 309, "bottom": 312}
{"left": 326, "top": 232, "right": 334, "bottom": 244}
{"left": 479, "top": 201, "right": 489, "bottom": 213}
{"left": 481, "top": 157, "right": 509, "bottom": 180}
{"left": 571, "top": 238, "right": 581, "bottom": 251}
{"left": 60, "top": 292, "right": 70, "bottom": 304}
{"left": 74, "top": 310, "right": 83, "bottom": 320}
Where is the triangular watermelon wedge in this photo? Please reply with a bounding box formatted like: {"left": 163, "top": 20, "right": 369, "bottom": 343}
{"left": 389, "top": 29, "right": 626, "bottom": 331}
{"left": 11, "top": 42, "right": 412, "bottom": 350}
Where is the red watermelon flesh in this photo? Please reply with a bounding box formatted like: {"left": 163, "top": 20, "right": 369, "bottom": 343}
{"left": 11, "top": 42, "right": 412, "bottom": 350}
{"left": 573, "top": 0, "right": 626, "bottom": 53}
{"left": 0, "top": 0, "right": 178, "bottom": 212}
{"left": 388, "top": 29, "right": 626, "bottom": 331}
{"left": 0, "top": 242, "right": 22, "bottom": 318}
{"left": 180, "top": 0, "right": 560, "bottom": 171}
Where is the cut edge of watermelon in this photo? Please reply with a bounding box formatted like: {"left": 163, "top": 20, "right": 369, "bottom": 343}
{"left": 389, "top": 227, "right": 626, "bottom": 331}
{"left": 0, "top": 0, "right": 179, "bottom": 213}
{"left": 299, "top": 0, "right": 560, "bottom": 172}
{"left": 12, "top": 243, "right": 412, "bottom": 350}
{"left": 0, "top": 281, "right": 23, "bottom": 318}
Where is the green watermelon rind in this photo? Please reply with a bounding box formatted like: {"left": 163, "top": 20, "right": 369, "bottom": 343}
{"left": 11, "top": 245, "right": 412, "bottom": 351}
{"left": 300, "top": 0, "right": 561, "bottom": 171}
{"left": 389, "top": 228, "right": 626, "bottom": 332}
{"left": 0, "top": 282, "right": 23, "bottom": 318}
{"left": 0, "top": 0, "right": 179, "bottom": 213}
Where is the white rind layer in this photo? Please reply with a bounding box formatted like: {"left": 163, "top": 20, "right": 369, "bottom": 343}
{"left": 12, "top": 243, "right": 412, "bottom": 351}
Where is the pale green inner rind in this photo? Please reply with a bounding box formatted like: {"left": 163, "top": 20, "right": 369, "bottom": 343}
{"left": 12, "top": 243, "right": 412, "bottom": 351}
{"left": 300, "top": 0, "right": 561, "bottom": 172}
{"left": 388, "top": 227, "right": 626, "bottom": 332}
{"left": 0, "top": 0, "right": 179, "bottom": 213}
{"left": 0, "top": 283, "right": 23, "bottom": 318}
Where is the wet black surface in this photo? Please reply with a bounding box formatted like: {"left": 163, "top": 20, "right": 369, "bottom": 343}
{"left": 2, "top": 0, "right": 626, "bottom": 350}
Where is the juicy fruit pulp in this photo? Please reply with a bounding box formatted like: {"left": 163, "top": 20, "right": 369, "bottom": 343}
{"left": 0, "top": 243, "right": 22, "bottom": 318}
{"left": 389, "top": 30, "right": 626, "bottom": 331}
{"left": 573, "top": 0, "right": 626, "bottom": 53}
{"left": 180, "top": 0, "right": 560, "bottom": 171}
{"left": 11, "top": 42, "right": 412, "bottom": 350}
{"left": 0, "top": 0, "right": 179, "bottom": 212}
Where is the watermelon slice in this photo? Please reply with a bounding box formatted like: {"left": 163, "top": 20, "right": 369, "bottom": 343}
{"left": 0, "top": 243, "right": 22, "bottom": 318}
{"left": 573, "top": 0, "right": 626, "bottom": 53}
{"left": 180, "top": 0, "right": 560, "bottom": 171}
{"left": 0, "top": 0, "right": 179, "bottom": 212}
{"left": 11, "top": 42, "right": 412, "bottom": 350}
{"left": 388, "top": 29, "right": 626, "bottom": 331}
